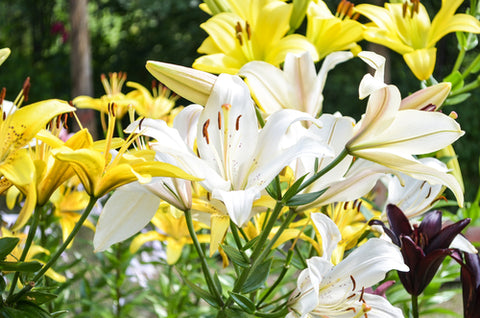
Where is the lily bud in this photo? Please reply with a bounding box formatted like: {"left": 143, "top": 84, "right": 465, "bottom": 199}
{"left": 146, "top": 61, "right": 217, "bottom": 106}
{"left": 0, "top": 48, "right": 11, "bottom": 67}
{"left": 400, "top": 82, "right": 451, "bottom": 110}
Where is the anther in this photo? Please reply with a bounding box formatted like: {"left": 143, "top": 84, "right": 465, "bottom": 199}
{"left": 203, "top": 119, "right": 210, "bottom": 144}
{"left": 344, "top": 201, "right": 349, "bottom": 210}
{"left": 56, "top": 115, "right": 62, "bottom": 129}
{"left": 356, "top": 200, "right": 362, "bottom": 212}
{"left": 235, "top": 115, "right": 242, "bottom": 131}
{"left": 359, "top": 286, "right": 365, "bottom": 303}
{"left": 0, "top": 87, "right": 5, "bottom": 105}
{"left": 346, "top": 307, "right": 356, "bottom": 313}
{"left": 420, "top": 103, "right": 436, "bottom": 112}
{"left": 23, "top": 77, "right": 30, "bottom": 102}
{"left": 245, "top": 21, "right": 251, "bottom": 40}
{"left": 63, "top": 113, "right": 69, "bottom": 130}
{"left": 218, "top": 111, "right": 222, "bottom": 129}
{"left": 139, "top": 117, "right": 145, "bottom": 130}
{"left": 350, "top": 275, "right": 356, "bottom": 291}
{"left": 426, "top": 187, "right": 432, "bottom": 198}
{"left": 235, "top": 21, "right": 242, "bottom": 34}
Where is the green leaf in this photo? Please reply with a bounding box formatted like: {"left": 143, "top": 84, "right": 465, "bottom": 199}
{"left": 0, "top": 301, "right": 52, "bottom": 318}
{"left": 0, "top": 237, "right": 19, "bottom": 260}
{"left": 0, "top": 261, "right": 42, "bottom": 272}
{"left": 241, "top": 258, "right": 272, "bottom": 293}
{"left": 281, "top": 174, "right": 308, "bottom": 203}
{"left": 265, "top": 177, "right": 281, "bottom": 200}
{"left": 229, "top": 292, "right": 256, "bottom": 314}
{"left": 242, "top": 236, "right": 260, "bottom": 252}
{"left": 181, "top": 275, "right": 220, "bottom": 308}
{"left": 222, "top": 245, "right": 249, "bottom": 268}
{"left": 213, "top": 272, "right": 223, "bottom": 296}
{"left": 20, "top": 291, "right": 57, "bottom": 305}
{"left": 218, "top": 308, "right": 256, "bottom": 318}
{"left": 285, "top": 188, "right": 327, "bottom": 207}
{"left": 445, "top": 92, "right": 471, "bottom": 106}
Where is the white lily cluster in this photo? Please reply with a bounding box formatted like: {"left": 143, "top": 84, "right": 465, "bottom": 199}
{"left": 93, "top": 49, "right": 465, "bottom": 316}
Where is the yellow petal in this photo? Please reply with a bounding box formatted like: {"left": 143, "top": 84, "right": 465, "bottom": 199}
{"left": 0, "top": 48, "right": 10, "bottom": 66}
{"left": 403, "top": 48, "right": 437, "bottom": 81}
{"left": 129, "top": 231, "right": 166, "bottom": 254}
{"left": 11, "top": 182, "right": 37, "bottom": 231}
{"left": 209, "top": 214, "right": 230, "bottom": 256}
{"left": 0, "top": 148, "right": 36, "bottom": 186}
{"left": 166, "top": 238, "right": 186, "bottom": 265}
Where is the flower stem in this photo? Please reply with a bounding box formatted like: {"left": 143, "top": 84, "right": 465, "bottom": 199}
{"left": 411, "top": 294, "right": 419, "bottom": 318}
{"left": 184, "top": 209, "right": 224, "bottom": 306}
{"left": 8, "top": 205, "right": 42, "bottom": 298}
{"left": 452, "top": 47, "right": 466, "bottom": 73}
{"left": 7, "top": 196, "right": 97, "bottom": 305}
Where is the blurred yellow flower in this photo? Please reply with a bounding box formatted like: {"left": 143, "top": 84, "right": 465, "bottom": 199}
{"left": 355, "top": 0, "right": 480, "bottom": 80}
{"left": 126, "top": 81, "right": 178, "bottom": 120}
{"left": 193, "top": 0, "right": 318, "bottom": 74}
{"left": 306, "top": 0, "right": 364, "bottom": 60}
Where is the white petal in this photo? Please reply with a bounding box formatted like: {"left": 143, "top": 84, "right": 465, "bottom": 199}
{"left": 357, "top": 51, "right": 386, "bottom": 82}
{"left": 173, "top": 104, "right": 203, "bottom": 149}
{"left": 94, "top": 183, "right": 161, "bottom": 252}
{"left": 310, "top": 213, "right": 341, "bottom": 261}
{"left": 212, "top": 187, "right": 260, "bottom": 227}
{"left": 451, "top": 234, "right": 478, "bottom": 253}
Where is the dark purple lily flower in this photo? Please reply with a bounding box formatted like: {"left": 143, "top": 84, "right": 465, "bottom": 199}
{"left": 370, "top": 204, "right": 470, "bottom": 296}
{"left": 454, "top": 252, "right": 480, "bottom": 318}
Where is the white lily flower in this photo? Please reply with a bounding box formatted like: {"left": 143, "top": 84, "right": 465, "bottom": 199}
{"left": 287, "top": 213, "right": 408, "bottom": 318}
{"left": 127, "top": 73, "right": 332, "bottom": 227}
{"left": 239, "top": 50, "right": 353, "bottom": 116}
{"left": 346, "top": 62, "right": 464, "bottom": 206}
{"left": 93, "top": 107, "right": 202, "bottom": 252}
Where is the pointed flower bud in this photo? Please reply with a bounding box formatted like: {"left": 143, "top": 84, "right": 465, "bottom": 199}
{"left": 400, "top": 82, "right": 451, "bottom": 110}
{"left": 0, "top": 48, "right": 11, "bottom": 67}
{"left": 146, "top": 61, "right": 217, "bottom": 106}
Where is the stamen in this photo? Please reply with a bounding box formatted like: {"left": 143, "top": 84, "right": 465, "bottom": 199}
{"left": 350, "top": 275, "right": 356, "bottom": 291}
{"left": 22, "top": 77, "right": 30, "bottom": 102}
{"left": 344, "top": 201, "right": 349, "bottom": 210}
{"left": 235, "top": 115, "right": 242, "bottom": 131}
{"left": 63, "top": 113, "right": 69, "bottom": 130}
{"left": 426, "top": 187, "right": 431, "bottom": 198}
{"left": 139, "top": 117, "right": 145, "bottom": 131}
{"left": 356, "top": 200, "right": 362, "bottom": 212}
{"left": 0, "top": 87, "right": 5, "bottom": 105}
{"left": 359, "top": 286, "right": 365, "bottom": 303}
{"left": 347, "top": 307, "right": 356, "bottom": 313}
{"left": 420, "top": 103, "right": 436, "bottom": 112}
{"left": 217, "top": 111, "right": 222, "bottom": 129}
{"left": 235, "top": 21, "right": 242, "bottom": 34}
{"left": 203, "top": 119, "right": 210, "bottom": 144}
{"left": 347, "top": 293, "right": 356, "bottom": 300}
{"left": 56, "top": 115, "right": 62, "bottom": 129}
{"left": 449, "top": 111, "right": 458, "bottom": 119}
{"left": 245, "top": 21, "right": 251, "bottom": 40}
{"left": 222, "top": 103, "right": 231, "bottom": 110}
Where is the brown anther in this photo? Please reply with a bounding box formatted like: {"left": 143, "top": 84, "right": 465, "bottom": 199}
{"left": 359, "top": 286, "right": 365, "bottom": 303}
{"left": 352, "top": 12, "right": 360, "bottom": 21}
{"left": 68, "top": 100, "right": 74, "bottom": 107}
{"left": 207, "top": 191, "right": 211, "bottom": 201}
{"left": 0, "top": 87, "right": 5, "bottom": 105}
{"left": 353, "top": 199, "right": 358, "bottom": 210}
{"left": 356, "top": 200, "right": 362, "bottom": 212}
{"left": 235, "top": 115, "right": 242, "bottom": 131}
{"left": 245, "top": 21, "right": 251, "bottom": 40}
{"left": 402, "top": 2, "right": 408, "bottom": 18}
{"left": 56, "top": 115, "right": 62, "bottom": 129}
{"left": 420, "top": 180, "right": 427, "bottom": 189}
{"left": 63, "top": 113, "right": 69, "bottom": 130}
{"left": 350, "top": 275, "right": 356, "bottom": 291}
{"left": 111, "top": 103, "right": 117, "bottom": 117}
{"left": 347, "top": 293, "right": 356, "bottom": 300}
{"left": 420, "top": 103, "right": 436, "bottom": 112}
{"left": 3, "top": 112, "right": 6, "bottom": 120}
{"left": 235, "top": 21, "right": 242, "bottom": 33}
{"left": 203, "top": 119, "right": 210, "bottom": 144}
{"left": 236, "top": 32, "right": 243, "bottom": 46}
{"left": 152, "top": 79, "right": 158, "bottom": 91}
{"left": 426, "top": 187, "right": 432, "bottom": 198}
{"left": 344, "top": 201, "right": 349, "bottom": 210}
{"left": 346, "top": 307, "right": 356, "bottom": 313}
{"left": 139, "top": 117, "right": 145, "bottom": 130}
{"left": 101, "top": 73, "right": 106, "bottom": 81}
{"left": 218, "top": 111, "right": 222, "bottom": 129}
{"left": 336, "top": 0, "right": 346, "bottom": 16}
{"left": 23, "top": 77, "right": 30, "bottom": 102}
{"left": 346, "top": 2, "right": 355, "bottom": 19}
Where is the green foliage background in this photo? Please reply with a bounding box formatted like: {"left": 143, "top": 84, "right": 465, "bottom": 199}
{"left": 0, "top": 0, "right": 478, "bottom": 199}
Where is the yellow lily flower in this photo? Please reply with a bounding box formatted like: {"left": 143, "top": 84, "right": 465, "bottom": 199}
{"left": 1, "top": 227, "right": 66, "bottom": 283}
{"left": 193, "top": 0, "right": 318, "bottom": 74}
{"left": 130, "top": 204, "right": 209, "bottom": 265}
{"left": 125, "top": 81, "right": 178, "bottom": 120}
{"left": 50, "top": 182, "right": 95, "bottom": 249}
{"left": 73, "top": 72, "right": 138, "bottom": 120}
{"left": 306, "top": 0, "right": 364, "bottom": 60}
{"left": 355, "top": 0, "right": 480, "bottom": 80}
{"left": 52, "top": 104, "right": 199, "bottom": 199}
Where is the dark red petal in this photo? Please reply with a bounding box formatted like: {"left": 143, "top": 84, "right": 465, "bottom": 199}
{"left": 416, "top": 249, "right": 451, "bottom": 294}
{"left": 461, "top": 253, "right": 480, "bottom": 318}
{"left": 387, "top": 204, "right": 413, "bottom": 238}
{"left": 398, "top": 236, "right": 425, "bottom": 295}
{"left": 418, "top": 210, "right": 442, "bottom": 239}
{"left": 426, "top": 218, "right": 470, "bottom": 254}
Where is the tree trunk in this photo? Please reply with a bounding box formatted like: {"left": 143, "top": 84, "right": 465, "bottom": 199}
{"left": 69, "top": 0, "right": 97, "bottom": 136}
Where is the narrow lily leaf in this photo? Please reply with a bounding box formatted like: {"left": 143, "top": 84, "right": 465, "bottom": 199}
{"left": 282, "top": 174, "right": 308, "bottom": 203}
{"left": 241, "top": 258, "right": 273, "bottom": 293}
{"left": 181, "top": 275, "right": 220, "bottom": 307}
{"left": 0, "top": 237, "right": 19, "bottom": 260}
{"left": 0, "top": 260, "right": 43, "bottom": 272}
{"left": 20, "top": 291, "right": 57, "bottom": 305}
{"left": 222, "top": 245, "right": 249, "bottom": 268}
{"left": 285, "top": 188, "right": 327, "bottom": 207}
{"left": 230, "top": 292, "right": 256, "bottom": 314}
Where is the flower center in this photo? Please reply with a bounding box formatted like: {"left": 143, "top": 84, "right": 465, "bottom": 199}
{"left": 402, "top": 0, "right": 420, "bottom": 19}
{"left": 336, "top": 0, "right": 359, "bottom": 21}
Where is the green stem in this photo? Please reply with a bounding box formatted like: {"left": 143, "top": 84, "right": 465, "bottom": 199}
{"left": 8, "top": 205, "right": 42, "bottom": 298}
{"left": 461, "top": 52, "right": 480, "bottom": 80}
{"left": 184, "top": 209, "right": 224, "bottom": 306}
{"left": 452, "top": 47, "right": 466, "bottom": 73}
{"left": 257, "top": 250, "right": 293, "bottom": 307}
{"left": 7, "top": 197, "right": 97, "bottom": 304}
{"left": 411, "top": 294, "right": 419, "bottom": 318}
{"left": 450, "top": 75, "right": 480, "bottom": 97}
{"left": 296, "top": 149, "right": 349, "bottom": 194}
